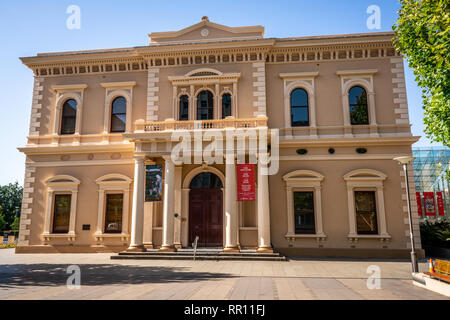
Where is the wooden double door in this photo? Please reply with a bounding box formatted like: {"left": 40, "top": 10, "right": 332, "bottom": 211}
{"left": 189, "top": 188, "right": 223, "bottom": 247}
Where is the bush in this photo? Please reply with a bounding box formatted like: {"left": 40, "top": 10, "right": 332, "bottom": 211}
{"left": 420, "top": 220, "right": 450, "bottom": 249}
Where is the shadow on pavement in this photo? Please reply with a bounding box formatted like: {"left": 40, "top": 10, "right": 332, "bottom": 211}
{"left": 0, "top": 264, "right": 236, "bottom": 288}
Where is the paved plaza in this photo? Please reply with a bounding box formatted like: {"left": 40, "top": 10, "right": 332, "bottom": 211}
{"left": 0, "top": 248, "right": 447, "bottom": 300}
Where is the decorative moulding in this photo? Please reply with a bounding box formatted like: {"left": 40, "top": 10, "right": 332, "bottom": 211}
{"left": 100, "top": 81, "right": 136, "bottom": 89}
{"left": 51, "top": 84, "right": 88, "bottom": 91}
{"left": 336, "top": 69, "right": 378, "bottom": 76}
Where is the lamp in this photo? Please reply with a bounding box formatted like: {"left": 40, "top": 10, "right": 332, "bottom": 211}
{"left": 394, "top": 156, "right": 418, "bottom": 273}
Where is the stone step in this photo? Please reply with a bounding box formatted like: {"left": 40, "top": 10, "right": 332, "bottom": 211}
{"left": 111, "top": 254, "right": 287, "bottom": 261}
{"left": 117, "top": 251, "right": 283, "bottom": 258}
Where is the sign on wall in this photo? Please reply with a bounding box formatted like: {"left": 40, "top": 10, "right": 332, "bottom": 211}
{"left": 236, "top": 164, "right": 255, "bottom": 201}
{"left": 436, "top": 192, "right": 445, "bottom": 217}
{"left": 145, "top": 164, "right": 162, "bottom": 202}
{"left": 423, "top": 192, "right": 436, "bottom": 216}
{"left": 416, "top": 192, "right": 423, "bottom": 217}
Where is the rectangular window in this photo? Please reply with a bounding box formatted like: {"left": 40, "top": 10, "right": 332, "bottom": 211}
{"left": 104, "top": 194, "right": 123, "bottom": 233}
{"left": 52, "top": 194, "right": 71, "bottom": 233}
{"left": 354, "top": 191, "right": 378, "bottom": 234}
{"left": 294, "top": 191, "right": 315, "bottom": 234}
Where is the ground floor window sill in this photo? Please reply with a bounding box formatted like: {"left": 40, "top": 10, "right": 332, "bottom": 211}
{"left": 347, "top": 234, "right": 391, "bottom": 243}
{"left": 285, "top": 233, "right": 327, "bottom": 242}
{"left": 94, "top": 233, "right": 130, "bottom": 242}
{"left": 41, "top": 233, "right": 77, "bottom": 242}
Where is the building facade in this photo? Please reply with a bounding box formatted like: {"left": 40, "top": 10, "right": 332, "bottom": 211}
{"left": 17, "top": 17, "right": 423, "bottom": 258}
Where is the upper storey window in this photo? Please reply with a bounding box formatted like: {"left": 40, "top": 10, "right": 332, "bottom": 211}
{"left": 349, "top": 86, "right": 369, "bottom": 125}
{"left": 222, "top": 93, "right": 232, "bottom": 119}
{"left": 110, "top": 97, "right": 127, "bottom": 133}
{"left": 290, "top": 88, "right": 309, "bottom": 127}
{"left": 60, "top": 99, "right": 77, "bottom": 135}
{"left": 179, "top": 95, "right": 189, "bottom": 121}
{"left": 197, "top": 90, "right": 214, "bottom": 120}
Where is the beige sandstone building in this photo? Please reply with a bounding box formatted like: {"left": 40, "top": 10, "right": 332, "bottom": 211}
{"left": 16, "top": 17, "right": 423, "bottom": 258}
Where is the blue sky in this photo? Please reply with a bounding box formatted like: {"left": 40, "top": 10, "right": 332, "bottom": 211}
{"left": 0, "top": 0, "right": 442, "bottom": 185}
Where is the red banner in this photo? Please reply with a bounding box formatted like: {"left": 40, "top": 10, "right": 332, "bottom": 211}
{"left": 236, "top": 164, "right": 255, "bottom": 201}
{"left": 423, "top": 192, "right": 436, "bottom": 216}
{"left": 436, "top": 192, "right": 445, "bottom": 216}
{"left": 416, "top": 192, "right": 423, "bottom": 217}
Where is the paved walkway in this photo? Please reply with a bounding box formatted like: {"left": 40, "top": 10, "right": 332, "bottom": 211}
{"left": 0, "top": 249, "right": 447, "bottom": 300}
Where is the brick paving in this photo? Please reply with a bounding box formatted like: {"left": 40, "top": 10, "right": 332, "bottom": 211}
{"left": 0, "top": 248, "right": 447, "bottom": 300}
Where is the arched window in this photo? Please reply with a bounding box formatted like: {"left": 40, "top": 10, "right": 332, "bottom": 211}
{"left": 197, "top": 90, "right": 214, "bottom": 120}
{"left": 179, "top": 95, "right": 189, "bottom": 121}
{"left": 349, "top": 86, "right": 369, "bottom": 125}
{"left": 110, "top": 97, "right": 127, "bottom": 132}
{"left": 222, "top": 93, "right": 232, "bottom": 119}
{"left": 60, "top": 99, "right": 77, "bottom": 135}
{"left": 189, "top": 172, "right": 223, "bottom": 189}
{"left": 290, "top": 88, "right": 309, "bottom": 127}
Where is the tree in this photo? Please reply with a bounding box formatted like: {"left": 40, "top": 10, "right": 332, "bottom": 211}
{"left": 0, "top": 182, "right": 23, "bottom": 230}
{"left": 393, "top": 0, "right": 450, "bottom": 146}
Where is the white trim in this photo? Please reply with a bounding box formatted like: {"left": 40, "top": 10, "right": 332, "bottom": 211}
{"left": 281, "top": 72, "right": 318, "bottom": 137}
{"left": 282, "top": 170, "right": 326, "bottom": 241}
{"left": 42, "top": 175, "right": 80, "bottom": 242}
{"left": 94, "top": 173, "right": 132, "bottom": 243}
{"left": 343, "top": 169, "right": 390, "bottom": 241}
{"left": 103, "top": 87, "right": 133, "bottom": 136}
{"left": 337, "top": 70, "right": 378, "bottom": 137}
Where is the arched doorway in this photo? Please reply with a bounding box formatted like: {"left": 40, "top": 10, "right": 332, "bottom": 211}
{"left": 189, "top": 172, "right": 223, "bottom": 247}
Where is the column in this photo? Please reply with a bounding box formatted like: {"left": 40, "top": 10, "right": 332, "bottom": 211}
{"left": 127, "top": 156, "right": 146, "bottom": 252}
{"left": 223, "top": 154, "right": 239, "bottom": 252}
{"left": 174, "top": 166, "right": 182, "bottom": 249}
{"left": 347, "top": 186, "right": 357, "bottom": 237}
{"left": 257, "top": 158, "right": 273, "bottom": 253}
{"left": 160, "top": 156, "right": 177, "bottom": 252}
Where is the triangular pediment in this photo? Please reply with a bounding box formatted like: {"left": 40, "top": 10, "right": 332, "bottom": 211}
{"left": 149, "top": 17, "right": 264, "bottom": 44}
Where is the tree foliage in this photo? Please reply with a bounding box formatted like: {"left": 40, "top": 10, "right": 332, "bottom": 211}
{"left": 0, "top": 182, "right": 23, "bottom": 231}
{"left": 393, "top": 0, "right": 450, "bottom": 146}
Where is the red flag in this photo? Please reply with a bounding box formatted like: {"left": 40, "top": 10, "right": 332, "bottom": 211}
{"left": 436, "top": 192, "right": 445, "bottom": 216}
{"left": 236, "top": 164, "right": 255, "bottom": 201}
{"left": 416, "top": 192, "right": 423, "bottom": 217}
{"left": 423, "top": 192, "right": 436, "bottom": 216}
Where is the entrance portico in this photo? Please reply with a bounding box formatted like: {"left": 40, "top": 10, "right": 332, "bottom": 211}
{"left": 126, "top": 157, "right": 272, "bottom": 253}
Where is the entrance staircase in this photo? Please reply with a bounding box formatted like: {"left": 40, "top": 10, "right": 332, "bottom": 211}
{"left": 111, "top": 248, "right": 287, "bottom": 261}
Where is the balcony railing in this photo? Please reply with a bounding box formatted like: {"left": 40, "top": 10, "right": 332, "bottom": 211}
{"left": 135, "top": 117, "right": 268, "bottom": 132}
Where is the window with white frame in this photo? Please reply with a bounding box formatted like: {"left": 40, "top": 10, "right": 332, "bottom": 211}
{"left": 336, "top": 70, "right": 378, "bottom": 136}
{"left": 101, "top": 81, "right": 135, "bottom": 135}
{"left": 42, "top": 175, "right": 80, "bottom": 242}
{"left": 279, "top": 72, "right": 318, "bottom": 136}
{"left": 283, "top": 170, "right": 326, "bottom": 241}
{"left": 94, "top": 174, "right": 132, "bottom": 242}
{"left": 51, "top": 84, "right": 87, "bottom": 139}
{"left": 343, "top": 169, "right": 390, "bottom": 241}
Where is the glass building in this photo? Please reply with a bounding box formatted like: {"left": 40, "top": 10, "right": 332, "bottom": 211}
{"left": 412, "top": 147, "right": 450, "bottom": 220}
